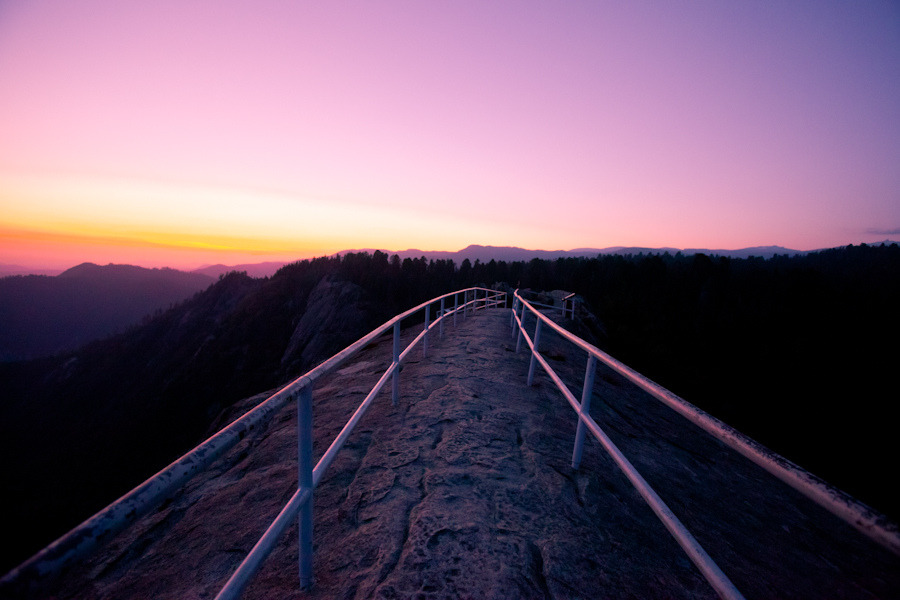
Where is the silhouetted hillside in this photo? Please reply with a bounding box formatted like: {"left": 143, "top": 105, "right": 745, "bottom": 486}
{"left": 0, "top": 253, "right": 455, "bottom": 572}
{"left": 0, "top": 263, "right": 215, "bottom": 361}
{"left": 499, "top": 243, "right": 900, "bottom": 522}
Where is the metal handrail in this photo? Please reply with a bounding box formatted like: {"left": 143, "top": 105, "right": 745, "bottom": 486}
{"left": 0, "top": 287, "right": 505, "bottom": 597}
{"left": 216, "top": 287, "right": 505, "bottom": 598}
{"left": 511, "top": 290, "right": 900, "bottom": 558}
{"left": 515, "top": 293, "right": 575, "bottom": 320}
{"left": 511, "top": 291, "right": 744, "bottom": 600}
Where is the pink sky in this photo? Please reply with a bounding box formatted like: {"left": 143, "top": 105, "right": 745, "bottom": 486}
{"left": 1, "top": 2, "right": 899, "bottom": 271}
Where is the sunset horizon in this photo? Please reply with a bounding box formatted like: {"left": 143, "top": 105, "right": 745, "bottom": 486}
{"left": 3, "top": 2, "right": 898, "bottom": 273}
{"left": 4, "top": 235, "right": 898, "bottom": 276}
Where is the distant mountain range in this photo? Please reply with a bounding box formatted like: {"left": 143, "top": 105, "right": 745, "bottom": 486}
{"left": 191, "top": 261, "right": 291, "bottom": 279}
{"left": 5, "top": 242, "right": 897, "bottom": 280}
{"left": 334, "top": 243, "right": 814, "bottom": 264}
{"left": 189, "top": 245, "right": 813, "bottom": 279}
{"left": 0, "top": 263, "right": 65, "bottom": 277}
{"left": 0, "top": 263, "right": 213, "bottom": 361}
{"left": 195, "top": 241, "right": 898, "bottom": 277}
{"left": 3, "top": 243, "right": 897, "bottom": 361}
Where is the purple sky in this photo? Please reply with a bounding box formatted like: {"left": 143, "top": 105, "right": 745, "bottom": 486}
{"left": 1, "top": 1, "right": 898, "bottom": 269}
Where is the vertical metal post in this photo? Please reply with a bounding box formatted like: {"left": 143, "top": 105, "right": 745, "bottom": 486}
{"left": 572, "top": 355, "right": 597, "bottom": 469}
{"left": 454, "top": 293, "right": 458, "bottom": 327}
{"left": 515, "top": 305, "right": 526, "bottom": 353}
{"left": 526, "top": 319, "right": 543, "bottom": 386}
{"left": 391, "top": 322, "right": 400, "bottom": 406}
{"left": 297, "top": 385, "right": 314, "bottom": 589}
{"left": 423, "top": 304, "right": 430, "bottom": 358}
{"left": 463, "top": 290, "right": 468, "bottom": 319}
{"left": 510, "top": 297, "right": 517, "bottom": 334}
{"left": 439, "top": 298, "right": 445, "bottom": 338}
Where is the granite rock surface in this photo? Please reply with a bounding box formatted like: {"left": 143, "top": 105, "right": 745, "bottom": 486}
{"left": 36, "top": 309, "right": 900, "bottom": 599}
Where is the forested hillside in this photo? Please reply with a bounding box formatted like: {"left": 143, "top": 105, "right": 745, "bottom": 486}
{"left": 471, "top": 243, "right": 899, "bottom": 522}
{"left": 1, "top": 244, "right": 897, "bottom": 573}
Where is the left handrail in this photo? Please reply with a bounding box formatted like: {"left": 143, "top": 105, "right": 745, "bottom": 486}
{"left": 216, "top": 287, "right": 505, "bottom": 598}
{"left": 0, "top": 286, "right": 505, "bottom": 596}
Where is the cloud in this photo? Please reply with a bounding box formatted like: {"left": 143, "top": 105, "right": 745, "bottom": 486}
{"left": 865, "top": 227, "right": 900, "bottom": 236}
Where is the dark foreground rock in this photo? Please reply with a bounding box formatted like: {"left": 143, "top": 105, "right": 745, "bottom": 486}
{"left": 29, "top": 309, "right": 900, "bottom": 599}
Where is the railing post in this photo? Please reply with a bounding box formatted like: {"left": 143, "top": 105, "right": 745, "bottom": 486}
{"left": 439, "top": 298, "right": 445, "bottom": 338}
{"left": 572, "top": 355, "right": 597, "bottom": 469}
{"left": 526, "top": 318, "right": 543, "bottom": 386}
{"left": 423, "top": 304, "right": 430, "bottom": 358}
{"left": 391, "top": 322, "right": 400, "bottom": 406}
{"left": 454, "top": 293, "right": 458, "bottom": 327}
{"left": 510, "top": 297, "right": 517, "bottom": 334}
{"left": 515, "top": 304, "right": 526, "bottom": 354}
{"left": 297, "top": 385, "right": 314, "bottom": 589}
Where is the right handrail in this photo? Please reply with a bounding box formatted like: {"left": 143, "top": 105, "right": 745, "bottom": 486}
{"left": 511, "top": 290, "right": 900, "bottom": 558}
{"left": 511, "top": 291, "right": 745, "bottom": 600}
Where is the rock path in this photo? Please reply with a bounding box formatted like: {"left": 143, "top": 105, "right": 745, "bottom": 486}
{"left": 41, "top": 308, "right": 900, "bottom": 599}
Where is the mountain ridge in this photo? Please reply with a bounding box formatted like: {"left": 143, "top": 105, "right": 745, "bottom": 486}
{"left": 335, "top": 243, "right": 810, "bottom": 263}
{"left": 191, "top": 261, "right": 290, "bottom": 279}
{"left": 7, "top": 242, "right": 898, "bottom": 279}
{"left": 190, "top": 242, "right": 899, "bottom": 278}
{"left": 0, "top": 262, "right": 214, "bottom": 361}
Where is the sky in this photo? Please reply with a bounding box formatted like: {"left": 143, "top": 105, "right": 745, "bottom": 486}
{"left": 1, "top": 1, "right": 899, "bottom": 271}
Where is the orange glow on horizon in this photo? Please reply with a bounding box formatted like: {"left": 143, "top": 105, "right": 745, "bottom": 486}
{"left": 2, "top": 4, "right": 898, "bottom": 272}
{"left": 1, "top": 172, "right": 570, "bottom": 270}
{"left": 0, "top": 225, "right": 325, "bottom": 270}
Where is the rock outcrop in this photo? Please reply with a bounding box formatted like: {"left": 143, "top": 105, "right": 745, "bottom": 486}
{"left": 281, "top": 277, "right": 370, "bottom": 374}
